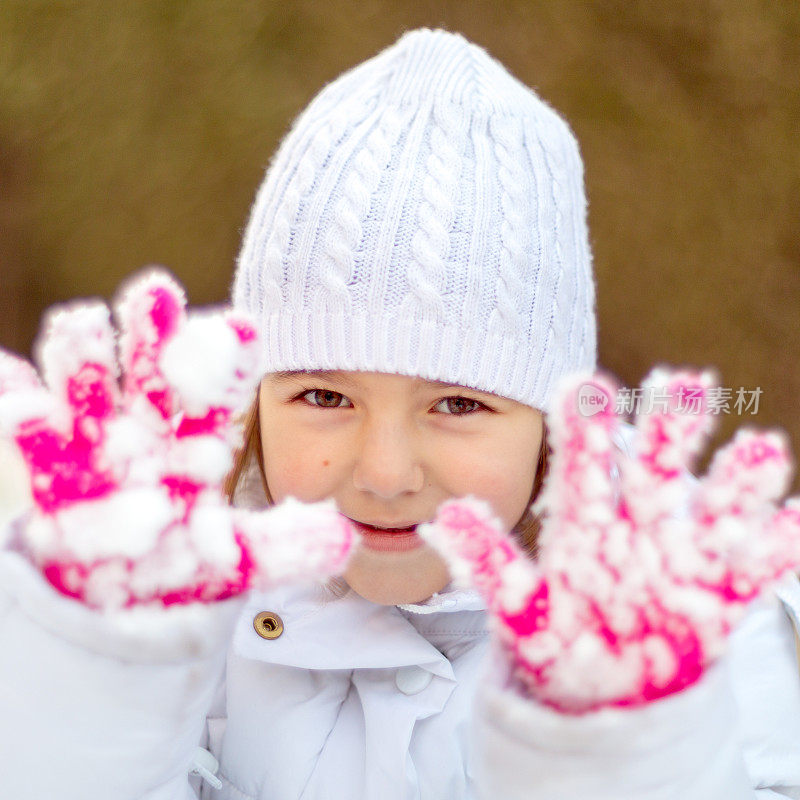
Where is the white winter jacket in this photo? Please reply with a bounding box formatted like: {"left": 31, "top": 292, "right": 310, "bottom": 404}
{"left": 2, "top": 546, "right": 800, "bottom": 800}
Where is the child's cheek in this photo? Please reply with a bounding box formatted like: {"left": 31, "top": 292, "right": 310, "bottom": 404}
{"left": 448, "top": 452, "right": 537, "bottom": 531}
{"left": 264, "top": 439, "right": 343, "bottom": 505}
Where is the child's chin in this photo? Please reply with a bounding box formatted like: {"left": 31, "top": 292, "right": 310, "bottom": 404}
{"left": 343, "top": 549, "right": 451, "bottom": 605}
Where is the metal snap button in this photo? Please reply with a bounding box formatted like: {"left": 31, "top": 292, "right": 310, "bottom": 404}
{"left": 253, "top": 611, "right": 284, "bottom": 640}
{"left": 395, "top": 665, "right": 433, "bottom": 695}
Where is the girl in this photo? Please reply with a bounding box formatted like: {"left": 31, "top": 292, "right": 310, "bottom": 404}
{"left": 2, "top": 27, "right": 800, "bottom": 800}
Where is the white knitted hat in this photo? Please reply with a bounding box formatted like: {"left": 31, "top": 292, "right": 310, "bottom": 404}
{"left": 232, "top": 28, "right": 596, "bottom": 411}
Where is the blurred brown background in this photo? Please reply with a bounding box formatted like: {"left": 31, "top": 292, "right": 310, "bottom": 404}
{"left": 1, "top": 1, "right": 798, "bottom": 488}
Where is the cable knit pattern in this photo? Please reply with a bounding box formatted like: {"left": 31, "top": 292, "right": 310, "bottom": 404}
{"left": 402, "top": 99, "right": 463, "bottom": 326}
{"left": 269, "top": 108, "right": 350, "bottom": 307}
{"left": 526, "top": 112, "right": 567, "bottom": 403}
{"left": 490, "top": 114, "right": 527, "bottom": 339}
{"left": 316, "top": 109, "right": 403, "bottom": 317}
{"left": 237, "top": 106, "right": 351, "bottom": 317}
{"left": 232, "top": 28, "right": 596, "bottom": 411}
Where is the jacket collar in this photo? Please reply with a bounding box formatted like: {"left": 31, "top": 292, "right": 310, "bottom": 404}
{"left": 233, "top": 582, "right": 487, "bottom": 679}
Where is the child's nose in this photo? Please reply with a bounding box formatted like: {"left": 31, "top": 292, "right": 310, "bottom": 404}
{"left": 351, "top": 419, "right": 424, "bottom": 499}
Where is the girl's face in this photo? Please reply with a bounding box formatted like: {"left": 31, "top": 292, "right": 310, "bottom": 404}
{"left": 259, "top": 371, "right": 544, "bottom": 605}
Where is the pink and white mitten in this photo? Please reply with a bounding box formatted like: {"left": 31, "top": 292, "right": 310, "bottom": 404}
{"left": 0, "top": 269, "right": 356, "bottom": 800}
{"left": 0, "top": 268, "right": 355, "bottom": 608}
{"left": 420, "top": 368, "right": 800, "bottom": 799}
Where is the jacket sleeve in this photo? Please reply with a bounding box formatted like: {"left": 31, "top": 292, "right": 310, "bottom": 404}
{"left": 729, "top": 577, "right": 800, "bottom": 799}
{"left": 0, "top": 548, "right": 241, "bottom": 800}
{"left": 470, "top": 646, "right": 756, "bottom": 800}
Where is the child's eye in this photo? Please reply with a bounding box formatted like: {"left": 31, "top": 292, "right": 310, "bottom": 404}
{"left": 299, "top": 389, "right": 353, "bottom": 409}
{"left": 433, "top": 396, "right": 484, "bottom": 415}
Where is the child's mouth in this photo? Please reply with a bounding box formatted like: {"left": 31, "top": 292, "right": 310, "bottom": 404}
{"left": 348, "top": 519, "right": 424, "bottom": 552}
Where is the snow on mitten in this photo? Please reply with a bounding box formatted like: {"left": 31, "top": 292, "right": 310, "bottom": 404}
{"left": 419, "top": 368, "right": 800, "bottom": 713}
{"left": 0, "top": 269, "right": 358, "bottom": 800}
{"left": 0, "top": 268, "right": 356, "bottom": 609}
